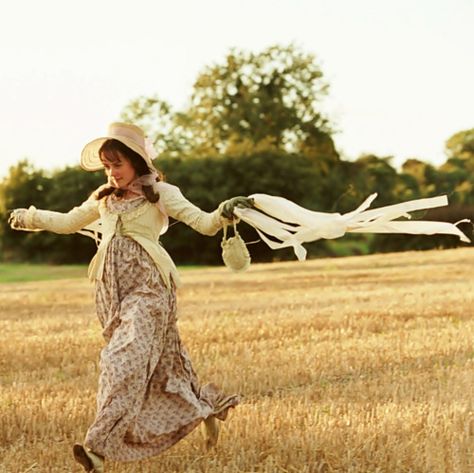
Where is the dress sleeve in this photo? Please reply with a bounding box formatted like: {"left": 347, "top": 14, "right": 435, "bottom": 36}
{"left": 157, "top": 182, "right": 230, "bottom": 236}
{"left": 24, "top": 193, "right": 101, "bottom": 235}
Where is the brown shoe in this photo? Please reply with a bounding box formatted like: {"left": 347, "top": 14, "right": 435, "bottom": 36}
{"left": 202, "top": 415, "right": 220, "bottom": 450}
{"left": 73, "top": 444, "right": 104, "bottom": 473}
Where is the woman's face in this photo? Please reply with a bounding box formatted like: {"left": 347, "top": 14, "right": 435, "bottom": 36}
{"left": 101, "top": 152, "right": 137, "bottom": 188}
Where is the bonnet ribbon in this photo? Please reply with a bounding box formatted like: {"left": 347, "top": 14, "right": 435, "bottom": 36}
{"left": 78, "top": 171, "right": 169, "bottom": 243}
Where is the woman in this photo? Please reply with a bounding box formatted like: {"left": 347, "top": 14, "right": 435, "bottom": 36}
{"left": 9, "top": 122, "right": 252, "bottom": 472}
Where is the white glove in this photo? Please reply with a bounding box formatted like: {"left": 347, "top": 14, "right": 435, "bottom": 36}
{"left": 8, "top": 208, "right": 32, "bottom": 230}
{"left": 221, "top": 196, "right": 254, "bottom": 220}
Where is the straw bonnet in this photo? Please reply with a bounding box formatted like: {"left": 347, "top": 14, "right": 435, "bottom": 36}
{"left": 81, "top": 122, "right": 156, "bottom": 171}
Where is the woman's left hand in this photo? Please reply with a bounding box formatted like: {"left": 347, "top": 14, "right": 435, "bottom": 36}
{"left": 221, "top": 197, "right": 254, "bottom": 220}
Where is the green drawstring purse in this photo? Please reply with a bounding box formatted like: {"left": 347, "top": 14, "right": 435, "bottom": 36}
{"left": 221, "top": 221, "right": 251, "bottom": 272}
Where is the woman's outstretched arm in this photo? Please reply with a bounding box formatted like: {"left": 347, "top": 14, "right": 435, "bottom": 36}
{"left": 156, "top": 182, "right": 246, "bottom": 236}
{"left": 9, "top": 194, "right": 100, "bottom": 234}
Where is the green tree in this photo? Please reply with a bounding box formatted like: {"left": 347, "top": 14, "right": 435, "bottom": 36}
{"left": 438, "top": 128, "right": 474, "bottom": 204}
{"left": 402, "top": 158, "right": 437, "bottom": 196}
{"left": 373, "top": 144, "right": 474, "bottom": 252}
{"left": 445, "top": 128, "right": 474, "bottom": 160}
{"left": 0, "top": 160, "right": 52, "bottom": 261}
{"left": 350, "top": 154, "right": 399, "bottom": 205}
{"left": 121, "top": 44, "right": 339, "bottom": 165}
{"left": 190, "top": 44, "right": 335, "bottom": 156}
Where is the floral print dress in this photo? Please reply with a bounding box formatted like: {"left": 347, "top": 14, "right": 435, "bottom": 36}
{"left": 84, "top": 196, "right": 239, "bottom": 461}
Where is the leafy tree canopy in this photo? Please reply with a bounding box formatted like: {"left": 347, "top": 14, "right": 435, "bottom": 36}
{"left": 121, "top": 44, "right": 339, "bottom": 165}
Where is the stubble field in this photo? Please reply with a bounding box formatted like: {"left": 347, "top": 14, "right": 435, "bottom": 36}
{"left": 0, "top": 248, "right": 473, "bottom": 472}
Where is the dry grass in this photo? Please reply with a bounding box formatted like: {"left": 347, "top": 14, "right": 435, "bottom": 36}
{"left": 0, "top": 248, "right": 473, "bottom": 472}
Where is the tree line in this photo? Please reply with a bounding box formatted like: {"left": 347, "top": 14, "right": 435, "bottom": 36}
{"left": 0, "top": 45, "right": 472, "bottom": 265}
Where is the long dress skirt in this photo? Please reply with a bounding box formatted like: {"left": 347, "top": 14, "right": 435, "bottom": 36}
{"left": 84, "top": 234, "right": 239, "bottom": 461}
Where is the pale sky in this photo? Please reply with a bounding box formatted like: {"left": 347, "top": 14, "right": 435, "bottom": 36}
{"left": 0, "top": 0, "right": 472, "bottom": 178}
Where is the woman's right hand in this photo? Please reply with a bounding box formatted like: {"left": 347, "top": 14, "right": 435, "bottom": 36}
{"left": 221, "top": 197, "right": 254, "bottom": 220}
{"left": 8, "top": 209, "right": 29, "bottom": 230}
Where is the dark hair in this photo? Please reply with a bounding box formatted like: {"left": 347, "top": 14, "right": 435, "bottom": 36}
{"left": 95, "top": 139, "right": 164, "bottom": 202}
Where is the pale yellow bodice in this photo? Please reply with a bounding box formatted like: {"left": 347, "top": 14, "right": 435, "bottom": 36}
{"left": 24, "top": 182, "right": 228, "bottom": 288}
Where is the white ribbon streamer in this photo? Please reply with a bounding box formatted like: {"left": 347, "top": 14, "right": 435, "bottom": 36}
{"left": 233, "top": 193, "right": 471, "bottom": 261}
